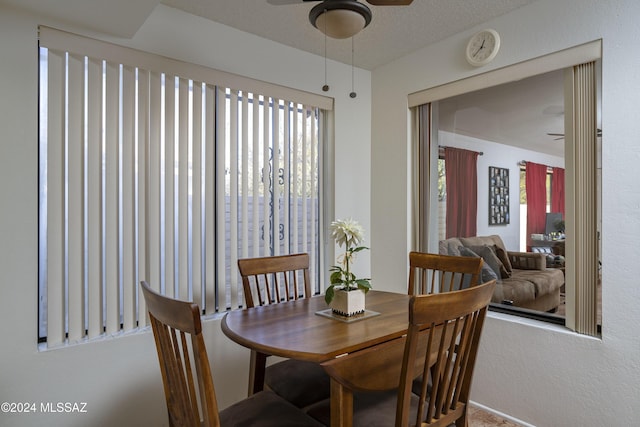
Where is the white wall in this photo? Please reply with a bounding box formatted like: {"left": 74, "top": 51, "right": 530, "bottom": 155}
{"left": 0, "top": 5, "right": 371, "bottom": 427}
{"left": 439, "top": 130, "right": 564, "bottom": 250}
{"left": 371, "top": 0, "right": 640, "bottom": 425}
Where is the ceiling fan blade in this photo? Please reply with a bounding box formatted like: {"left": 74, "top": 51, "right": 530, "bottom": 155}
{"left": 268, "top": 0, "right": 413, "bottom": 7}
{"left": 367, "top": 0, "right": 413, "bottom": 4}
{"left": 547, "top": 128, "right": 601, "bottom": 138}
{"left": 266, "top": 0, "right": 319, "bottom": 5}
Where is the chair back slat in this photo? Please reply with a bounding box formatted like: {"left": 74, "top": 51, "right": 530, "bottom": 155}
{"left": 396, "top": 279, "right": 496, "bottom": 427}
{"left": 408, "top": 252, "right": 483, "bottom": 295}
{"left": 238, "top": 253, "right": 312, "bottom": 308}
{"left": 141, "top": 281, "right": 220, "bottom": 427}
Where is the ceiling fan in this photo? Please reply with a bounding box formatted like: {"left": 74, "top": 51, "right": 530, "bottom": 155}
{"left": 268, "top": 0, "right": 414, "bottom": 39}
{"left": 547, "top": 128, "right": 602, "bottom": 140}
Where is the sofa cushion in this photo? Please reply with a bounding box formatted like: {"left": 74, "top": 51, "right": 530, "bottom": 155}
{"left": 493, "top": 245, "right": 513, "bottom": 275}
{"left": 456, "top": 235, "right": 513, "bottom": 276}
{"left": 459, "top": 235, "right": 506, "bottom": 251}
{"left": 458, "top": 246, "right": 498, "bottom": 283}
{"left": 439, "top": 237, "right": 463, "bottom": 256}
{"left": 511, "top": 268, "right": 564, "bottom": 298}
{"left": 490, "top": 277, "right": 536, "bottom": 305}
{"left": 490, "top": 268, "right": 563, "bottom": 309}
{"left": 468, "top": 244, "right": 507, "bottom": 280}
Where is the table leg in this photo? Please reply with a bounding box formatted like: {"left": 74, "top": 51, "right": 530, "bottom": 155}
{"left": 330, "top": 377, "right": 353, "bottom": 427}
{"left": 248, "top": 350, "right": 267, "bottom": 396}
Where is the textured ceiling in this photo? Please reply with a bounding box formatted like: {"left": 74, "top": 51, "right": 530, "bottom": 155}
{"left": 2, "top": 0, "right": 566, "bottom": 155}
{"left": 160, "top": 0, "right": 539, "bottom": 70}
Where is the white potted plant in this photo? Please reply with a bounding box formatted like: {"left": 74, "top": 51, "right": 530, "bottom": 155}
{"left": 325, "top": 218, "right": 372, "bottom": 316}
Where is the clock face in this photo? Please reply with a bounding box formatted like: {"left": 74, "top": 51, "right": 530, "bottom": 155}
{"left": 466, "top": 29, "right": 500, "bottom": 66}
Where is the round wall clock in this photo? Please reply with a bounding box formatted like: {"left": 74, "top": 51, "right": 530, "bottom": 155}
{"left": 466, "top": 29, "right": 501, "bottom": 67}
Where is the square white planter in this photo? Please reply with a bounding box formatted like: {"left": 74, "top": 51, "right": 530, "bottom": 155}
{"left": 330, "top": 289, "right": 366, "bottom": 317}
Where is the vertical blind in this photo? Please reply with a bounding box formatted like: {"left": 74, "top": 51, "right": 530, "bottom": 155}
{"left": 564, "top": 61, "right": 599, "bottom": 335}
{"left": 38, "top": 26, "right": 331, "bottom": 348}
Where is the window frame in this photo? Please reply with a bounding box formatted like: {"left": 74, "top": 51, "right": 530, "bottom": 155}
{"left": 410, "top": 41, "right": 602, "bottom": 336}
{"left": 37, "top": 26, "right": 332, "bottom": 347}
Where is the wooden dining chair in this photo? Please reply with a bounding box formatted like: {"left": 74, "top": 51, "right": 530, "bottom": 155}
{"left": 407, "top": 251, "right": 486, "bottom": 397}
{"left": 407, "top": 251, "right": 484, "bottom": 296}
{"left": 140, "top": 281, "right": 323, "bottom": 427}
{"left": 306, "top": 279, "right": 496, "bottom": 427}
{"left": 237, "top": 253, "right": 331, "bottom": 408}
{"left": 396, "top": 279, "right": 496, "bottom": 427}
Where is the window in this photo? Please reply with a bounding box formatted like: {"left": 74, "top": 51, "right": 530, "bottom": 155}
{"left": 519, "top": 165, "right": 556, "bottom": 251}
{"left": 411, "top": 41, "right": 601, "bottom": 336}
{"left": 37, "top": 26, "right": 331, "bottom": 347}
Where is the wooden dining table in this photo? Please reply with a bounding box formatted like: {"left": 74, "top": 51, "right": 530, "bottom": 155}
{"left": 221, "top": 290, "right": 413, "bottom": 427}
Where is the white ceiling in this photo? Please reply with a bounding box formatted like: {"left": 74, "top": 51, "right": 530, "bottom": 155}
{"left": 160, "top": 0, "right": 540, "bottom": 70}
{"left": 439, "top": 70, "right": 566, "bottom": 158}
{"left": 3, "top": 0, "right": 568, "bottom": 156}
{"left": 1, "top": 0, "right": 539, "bottom": 70}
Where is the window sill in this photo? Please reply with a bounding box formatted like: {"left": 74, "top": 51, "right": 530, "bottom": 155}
{"left": 487, "top": 305, "right": 601, "bottom": 339}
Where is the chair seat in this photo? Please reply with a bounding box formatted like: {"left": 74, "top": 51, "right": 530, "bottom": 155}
{"left": 220, "top": 390, "right": 324, "bottom": 427}
{"left": 306, "top": 390, "right": 420, "bottom": 427}
{"left": 265, "top": 359, "right": 331, "bottom": 408}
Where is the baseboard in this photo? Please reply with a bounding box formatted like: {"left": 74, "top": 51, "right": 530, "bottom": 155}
{"left": 469, "top": 400, "right": 536, "bottom": 427}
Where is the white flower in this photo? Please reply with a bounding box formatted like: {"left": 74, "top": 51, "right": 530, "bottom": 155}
{"left": 330, "top": 218, "right": 364, "bottom": 249}
{"left": 326, "top": 217, "right": 372, "bottom": 304}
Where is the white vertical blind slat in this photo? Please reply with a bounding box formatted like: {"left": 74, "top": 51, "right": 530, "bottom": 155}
{"left": 272, "top": 98, "right": 281, "bottom": 256}
{"left": 229, "top": 89, "right": 239, "bottom": 308}
{"left": 216, "top": 87, "right": 228, "bottom": 309}
{"left": 292, "top": 104, "right": 299, "bottom": 252}
{"left": 311, "top": 107, "right": 319, "bottom": 286}
{"left": 164, "top": 74, "right": 175, "bottom": 298}
{"left": 87, "top": 57, "right": 103, "bottom": 338}
{"left": 283, "top": 101, "right": 290, "bottom": 253}
{"left": 104, "top": 61, "right": 120, "bottom": 334}
{"left": 122, "top": 65, "right": 136, "bottom": 332}
{"left": 178, "top": 77, "right": 189, "bottom": 300}
{"left": 148, "top": 71, "right": 162, "bottom": 300}
{"left": 46, "top": 49, "right": 66, "bottom": 347}
{"left": 241, "top": 92, "right": 249, "bottom": 260}
{"left": 204, "top": 84, "right": 216, "bottom": 314}
{"left": 302, "top": 106, "right": 309, "bottom": 253}
{"left": 67, "top": 53, "right": 84, "bottom": 342}
{"left": 262, "top": 97, "right": 270, "bottom": 257}
{"left": 252, "top": 95, "right": 261, "bottom": 258}
{"left": 192, "top": 82, "right": 203, "bottom": 309}
{"left": 137, "top": 68, "right": 150, "bottom": 326}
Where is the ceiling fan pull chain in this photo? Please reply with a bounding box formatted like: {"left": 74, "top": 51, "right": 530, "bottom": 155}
{"left": 350, "top": 36, "right": 357, "bottom": 98}
{"left": 322, "top": 8, "right": 329, "bottom": 92}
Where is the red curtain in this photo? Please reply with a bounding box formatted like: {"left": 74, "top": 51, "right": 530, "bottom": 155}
{"left": 444, "top": 147, "right": 479, "bottom": 238}
{"left": 525, "top": 162, "right": 548, "bottom": 240}
{"left": 551, "top": 167, "right": 565, "bottom": 217}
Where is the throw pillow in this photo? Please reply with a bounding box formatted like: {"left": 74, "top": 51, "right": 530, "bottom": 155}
{"left": 468, "top": 244, "right": 505, "bottom": 280}
{"left": 493, "top": 244, "right": 513, "bottom": 276}
{"left": 458, "top": 246, "right": 498, "bottom": 283}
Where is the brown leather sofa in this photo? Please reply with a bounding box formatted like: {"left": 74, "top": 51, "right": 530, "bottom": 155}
{"left": 439, "top": 235, "right": 564, "bottom": 312}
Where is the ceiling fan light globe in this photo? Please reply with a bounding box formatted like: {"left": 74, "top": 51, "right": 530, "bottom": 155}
{"left": 315, "top": 9, "right": 366, "bottom": 38}
{"left": 309, "top": 1, "right": 372, "bottom": 39}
